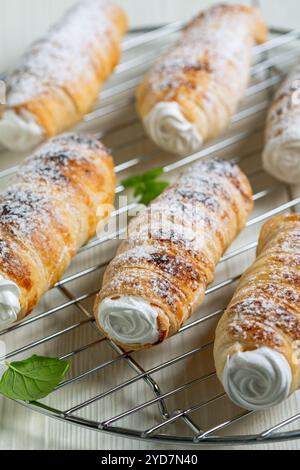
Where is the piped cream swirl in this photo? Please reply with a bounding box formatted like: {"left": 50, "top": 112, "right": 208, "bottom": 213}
{"left": 98, "top": 296, "right": 159, "bottom": 345}
{"left": 223, "top": 347, "right": 292, "bottom": 410}
{"left": 143, "top": 102, "right": 203, "bottom": 155}
{"left": 0, "top": 109, "right": 44, "bottom": 152}
{"left": 263, "top": 135, "right": 300, "bottom": 184}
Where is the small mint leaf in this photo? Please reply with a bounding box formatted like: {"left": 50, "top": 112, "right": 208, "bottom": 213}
{"left": 121, "top": 168, "right": 165, "bottom": 188}
{"left": 121, "top": 168, "right": 169, "bottom": 205}
{"left": 133, "top": 182, "right": 145, "bottom": 198}
{"left": 122, "top": 174, "right": 144, "bottom": 188}
{"left": 139, "top": 181, "right": 169, "bottom": 206}
{"left": 0, "top": 355, "right": 70, "bottom": 401}
{"left": 141, "top": 168, "right": 164, "bottom": 181}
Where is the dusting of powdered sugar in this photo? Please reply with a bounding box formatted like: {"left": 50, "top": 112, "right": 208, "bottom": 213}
{"left": 143, "top": 4, "right": 257, "bottom": 112}
{"left": 109, "top": 270, "right": 185, "bottom": 311}
{"left": 229, "top": 296, "right": 300, "bottom": 341}
{"left": 18, "top": 132, "right": 104, "bottom": 185}
{"left": 109, "top": 245, "right": 201, "bottom": 290}
{"left": 126, "top": 159, "right": 251, "bottom": 254}
{"left": 0, "top": 189, "right": 51, "bottom": 238}
{"left": 51, "top": 133, "right": 108, "bottom": 152}
{"left": 5, "top": 0, "right": 120, "bottom": 107}
{"left": 227, "top": 219, "right": 300, "bottom": 347}
{"left": 0, "top": 240, "right": 19, "bottom": 272}
{"left": 0, "top": 132, "right": 106, "bottom": 254}
{"left": 125, "top": 221, "right": 215, "bottom": 269}
{"left": 103, "top": 158, "right": 252, "bottom": 317}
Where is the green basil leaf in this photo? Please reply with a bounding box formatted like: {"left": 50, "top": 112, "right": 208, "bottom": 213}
{"left": 139, "top": 181, "right": 169, "bottom": 206}
{"left": 0, "top": 355, "right": 70, "bottom": 401}
{"left": 133, "top": 182, "right": 146, "bottom": 198}
{"left": 121, "top": 168, "right": 164, "bottom": 189}
{"left": 122, "top": 174, "right": 144, "bottom": 188}
{"left": 140, "top": 168, "right": 164, "bottom": 181}
{"left": 121, "top": 168, "right": 169, "bottom": 206}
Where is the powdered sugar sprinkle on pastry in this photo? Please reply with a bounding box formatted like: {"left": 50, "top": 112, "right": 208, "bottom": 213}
{"left": 214, "top": 214, "right": 300, "bottom": 409}
{"left": 0, "top": 132, "right": 115, "bottom": 324}
{"left": 94, "top": 158, "right": 253, "bottom": 350}
{"left": 137, "top": 4, "right": 267, "bottom": 154}
{"left": 0, "top": 0, "right": 127, "bottom": 151}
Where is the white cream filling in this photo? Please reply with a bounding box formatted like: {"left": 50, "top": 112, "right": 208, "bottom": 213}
{"left": 223, "top": 347, "right": 292, "bottom": 411}
{"left": 0, "top": 276, "right": 20, "bottom": 329}
{"left": 263, "top": 136, "right": 300, "bottom": 184}
{"left": 98, "top": 296, "right": 159, "bottom": 345}
{"left": 143, "top": 102, "right": 203, "bottom": 155}
{"left": 0, "top": 109, "right": 44, "bottom": 152}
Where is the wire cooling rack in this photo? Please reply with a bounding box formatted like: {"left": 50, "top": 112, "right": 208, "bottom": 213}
{"left": 1, "top": 23, "right": 300, "bottom": 447}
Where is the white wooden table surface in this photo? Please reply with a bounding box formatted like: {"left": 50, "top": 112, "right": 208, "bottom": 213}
{"left": 1, "top": 0, "right": 300, "bottom": 450}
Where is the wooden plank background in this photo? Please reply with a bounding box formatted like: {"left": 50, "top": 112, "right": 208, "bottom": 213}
{"left": 0, "top": 0, "right": 300, "bottom": 450}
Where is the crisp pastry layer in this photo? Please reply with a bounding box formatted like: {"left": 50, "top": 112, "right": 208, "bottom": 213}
{"left": 0, "top": 132, "right": 115, "bottom": 328}
{"left": 263, "top": 64, "right": 300, "bottom": 184}
{"left": 137, "top": 4, "right": 267, "bottom": 155}
{"left": 94, "top": 158, "right": 253, "bottom": 350}
{"left": 214, "top": 214, "right": 300, "bottom": 410}
{"left": 0, "top": 0, "right": 128, "bottom": 152}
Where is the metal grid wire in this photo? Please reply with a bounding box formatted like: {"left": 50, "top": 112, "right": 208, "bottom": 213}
{"left": 1, "top": 23, "right": 300, "bottom": 446}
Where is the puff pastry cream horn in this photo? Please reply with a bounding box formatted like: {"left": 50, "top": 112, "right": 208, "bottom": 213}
{"left": 94, "top": 159, "right": 253, "bottom": 350}
{"left": 263, "top": 65, "right": 300, "bottom": 184}
{"left": 214, "top": 214, "right": 300, "bottom": 411}
{"left": 0, "top": 133, "right": 115, "bottom": 328}
{"left": 136, "top": 4, "right": 267, "bottom": 156}
{"left": 0, "top": 0, "right": 128, "bottom": 152}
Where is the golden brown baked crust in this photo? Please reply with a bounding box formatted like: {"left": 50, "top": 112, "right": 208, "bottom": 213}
{"left": 137, "top": 4, "right": 267, "bottom": 143}
{"left": 214, "top": 214, "right": 300, "bottom": 393}
{"left": 0, "top": 133, "right": 115, "bottom": 319}
{"left": 94, "top": 158, "right": 253, "bottom": 350}
{"left": 2, "top": 0, "right": 128, "bottom": 138}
